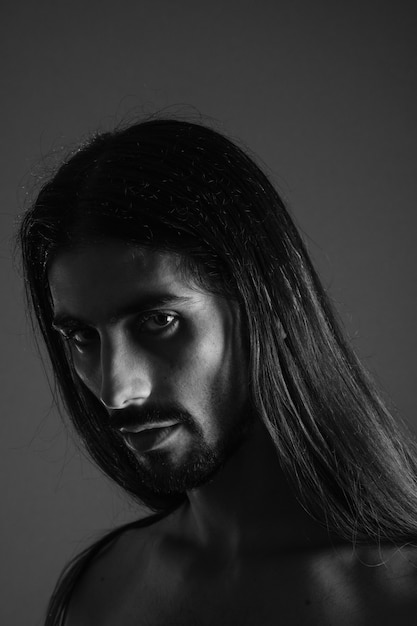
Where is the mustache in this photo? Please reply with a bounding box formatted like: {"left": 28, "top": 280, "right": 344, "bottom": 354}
{"left": 108, "top": 404, "right": 194, "bottom": 432}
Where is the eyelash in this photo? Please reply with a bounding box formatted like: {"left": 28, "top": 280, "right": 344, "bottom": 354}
{"left": 139, "top": 312, "right": 179, "bottom": 334}
{"left": 59, "top": 311, "right": 179, "bottom": 348}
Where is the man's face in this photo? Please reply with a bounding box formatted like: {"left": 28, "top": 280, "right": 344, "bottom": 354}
{"left": 48, "top": 240, "right": 252, "bottom": 495}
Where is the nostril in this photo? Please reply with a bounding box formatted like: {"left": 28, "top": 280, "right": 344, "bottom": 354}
{"left": 99, "top": 340, "right": 152, "bottom": 409}
{"left": 100, "top": 382, "right": 152, "bottom": 410}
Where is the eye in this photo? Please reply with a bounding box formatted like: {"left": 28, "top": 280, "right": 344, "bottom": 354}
{"left": 139, "top": 312, "right": 178, "bottom": 335}
{"left": 60, "top": 327, "right": 97, "bottom": 351}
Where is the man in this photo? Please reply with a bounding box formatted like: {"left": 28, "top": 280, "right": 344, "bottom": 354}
{"left": 20, "top": 117, "right": 417, "bottom": 624}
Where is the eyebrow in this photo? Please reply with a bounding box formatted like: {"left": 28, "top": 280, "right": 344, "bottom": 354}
{"left": 51, "top": 294, "right": 195, "bottom": 330}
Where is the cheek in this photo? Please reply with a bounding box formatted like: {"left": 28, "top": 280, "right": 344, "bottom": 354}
{"left": 174, "top": 324, "right": 241, "bottom": 406}
{"left": 199, "top": 323, "right": 248, "bottom": 415}
{"left": 70, "top": 352, "right": 101, "bottom": 396}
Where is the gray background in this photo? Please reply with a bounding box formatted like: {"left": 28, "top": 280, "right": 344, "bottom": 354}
{"left": 1, "top": 1, "right": 416, "bottom": 624}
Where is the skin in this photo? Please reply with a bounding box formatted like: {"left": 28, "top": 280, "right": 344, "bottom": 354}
{"left": 48, "top": 241, "right": 417, "bottom": 625}
{"left": 49, "top": 241, "right": 253, "bottom": 495}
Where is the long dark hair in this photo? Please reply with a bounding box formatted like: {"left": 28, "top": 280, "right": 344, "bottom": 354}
{"left": 19, "top": 116, "right": 417, "bottom": 621}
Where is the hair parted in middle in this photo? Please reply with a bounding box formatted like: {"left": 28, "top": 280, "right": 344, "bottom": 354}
{"left": 20, "top": 116, "right": 417, "bottom": 542}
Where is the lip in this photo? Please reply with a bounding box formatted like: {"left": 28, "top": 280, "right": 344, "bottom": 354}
{"left": 120, "top": 421, "right": 179, "bottom": 435}
{"left": 123, "top": 423, "right": 181, "bottom": 453}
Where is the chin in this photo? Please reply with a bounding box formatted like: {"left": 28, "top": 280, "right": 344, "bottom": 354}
{"left": 138, "top": 419, "right": 254, "bottom": 496}
{"left": 136, "top": 445, "right": 223, "bottom": 496}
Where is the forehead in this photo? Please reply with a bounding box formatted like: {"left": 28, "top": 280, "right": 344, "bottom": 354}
{"left": 47, "top": 241, "right": 202, "bottom": 320}
{"left": 49, "top": 241, "right": 184, "bottom": 287}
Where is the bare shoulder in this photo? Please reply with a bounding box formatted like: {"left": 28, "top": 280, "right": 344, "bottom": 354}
{"left": 346, "top": 542, "right": 417, "bottom": 624}
{"left": 63, "top": 521, "right": 417, "bottom": 626}
{"left": 283, "top": 541, "right": 417, "bottom": 625}
{"left": 64, "top": 511, "right": 173, "bottom": 626}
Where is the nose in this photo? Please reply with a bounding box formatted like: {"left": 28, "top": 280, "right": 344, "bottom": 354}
{"left": 99, "top": 333, "right": 152, "bottom": 410}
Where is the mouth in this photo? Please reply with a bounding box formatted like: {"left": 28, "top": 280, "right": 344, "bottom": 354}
{"left": 120, "top": 421, "right": 179, "bottom": 435}
{"left": 122, "top": 423, "right": 182, "bottom": 453}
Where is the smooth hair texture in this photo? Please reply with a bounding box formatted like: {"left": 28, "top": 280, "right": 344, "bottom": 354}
{"left": 18, "top": 116, "right": 417, "bottom": 623}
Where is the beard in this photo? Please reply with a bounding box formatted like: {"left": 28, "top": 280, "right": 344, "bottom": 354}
{"left": 112, "top": 403, "right": 255, "bottom": 497}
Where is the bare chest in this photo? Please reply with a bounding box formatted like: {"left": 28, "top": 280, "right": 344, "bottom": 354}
{"left": 93, "top": 550, "right": 417, "bottom": 626}
{"left": 101, "top": 563, "right": 314, "bottom": 626}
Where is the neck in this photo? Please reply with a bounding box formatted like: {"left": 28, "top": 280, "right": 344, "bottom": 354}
{"left": 180, "top": 420, "right": 331, "bottom": 558}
